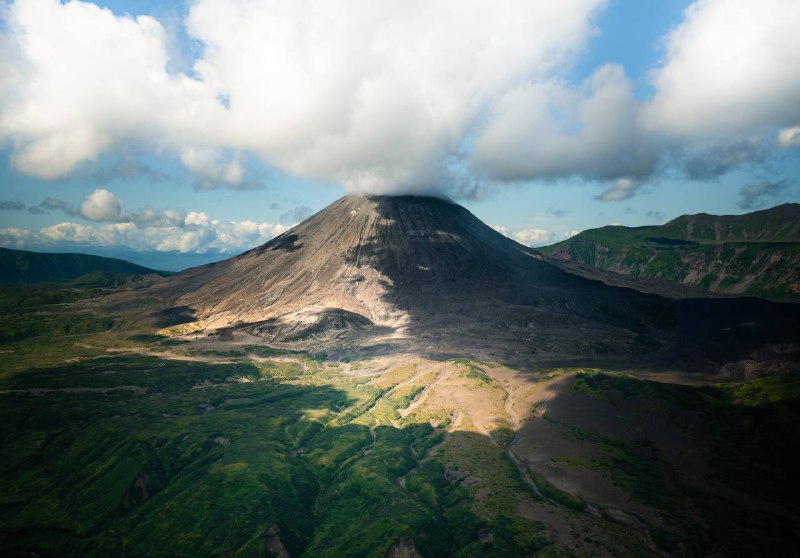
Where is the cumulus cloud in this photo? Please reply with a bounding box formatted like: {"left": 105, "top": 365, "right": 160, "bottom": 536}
{"left": 78, "top": 188, "right": 125, "bottom": 222}
{"left": 511, "top": 228, "right": 554, "bottom": 247}
{"left": 490, "top": 224, "right": 559, "bottom": 247}
{"left": 778, "top": 127, "right": 800, "bottom": 148}
{"left": 737, "top": 180, "right": 790, "bottom": 210}
{"left": 1, "top": 217, "right": 288, "bottom": 255}
{"left": 0, "top": 0, "right": 225, "bottom": 181}
{"left": 645, "top": 0, "right": 800, "bottom": 138}
{"left": 646, "top": 210, "right": 665, "bottom": 221}
{"left": 132, "top": 206, "right": 186, "bottom": 228}
{"left": 43, "top": 189, "right": 186, "bottom": 228}
{"left": 0, "top": 187, "right": 289, "bottom": 254}
{"left": 186, "top": 0, "right": 607, "bottom": 194}
{"left": 0, "top": 0, "right": 607, "bottom": 195}
{"left": 594, "top": 178, "right": 642, "bottom": 202}
{"left": 0, "top": 227, "right": 33, "bottom": 249}
{"left": 472, "top": 65, "right": 657, "bottom": 183}
{"left": 490, "top": 224, "right": 511, "bottom": 237}
{"left": 1, "top": 0, "right": 797, "bottom": 200}
{"left": 180, "top": 148, "right": 264, "bottom": 190}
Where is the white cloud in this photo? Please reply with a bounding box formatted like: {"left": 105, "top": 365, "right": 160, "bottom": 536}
{"left": 490, "top": 224, "right": 557, "bottom": 247}
{"left": 563, "top": 230, "right": 579, "bottom": 239}
{"left": 0, "top": 0, "right": 607, "bottom": 195}
{"left": 211, "top": 220, "right": 289, "bottom": 252}
{"left": 57, "top": 189, "right": 200, "bottom": 229}
{"left": 132, "top": 206, "right": 186, "bottom": 228}
{"left": 0, "top": 227, "right": 33, "bottom": 249}
{"left": 512, "top": 228, "right": 554, "bottom": 247}
{"left": 186, "top": 0, "right": 607, "bottom": 194}
{"left": 595, "top": 177, "right": 642, "bottom": 202}
{"left": 3, "top": 218, "right": 287, "bottom": 255}
{"left": 644, "top": 0, "right": 800, "bottom": 138}
{"left": 2, "top": 0, "right": 797, "bottom": 200}
{"left": 184, "top": 211, "right": 210, "bottom": 229}
{"left": 78, "top": 188, "right": 125, "bottom": 222}
{"left": 472, "top": 64, "right": 656, "bottom": 184}
{"left": 778, "top": 127, "right": 800, "bottom": 148}
{"left": 490, "top": 224, "right": 511, "bottom": 237}
{"left": 39, "top": 222, "right": 94, "bottom": 244}
{"left": 0, "top": 186, "right": 287, "bottom": 254}
{"left": 0, "top": 0, "right": 223, "bottom": 179}
{"left": 179, "top": 147, "right": 253, "bottom": 190}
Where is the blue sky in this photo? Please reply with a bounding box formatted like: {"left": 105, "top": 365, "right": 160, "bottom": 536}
{"left": 1, "top": 0, "right": 798, "bottom": 270}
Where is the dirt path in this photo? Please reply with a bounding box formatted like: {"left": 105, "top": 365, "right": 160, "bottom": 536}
{"left": 397, "top": 365, "right": 452, "bottom": 418}
{"left": 498, "top": 376, "right": 546, "bottom": 500}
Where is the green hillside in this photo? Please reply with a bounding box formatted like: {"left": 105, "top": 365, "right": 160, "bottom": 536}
{"left": 0, "top": 247, "right": 168, "bottom": 286}
{"left": 539, "top": 203, "right": 800, "bottom": 299}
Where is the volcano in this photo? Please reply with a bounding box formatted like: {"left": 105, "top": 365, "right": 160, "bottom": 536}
{"left": 123, "top": 195, "right": 799, "bottom": 368}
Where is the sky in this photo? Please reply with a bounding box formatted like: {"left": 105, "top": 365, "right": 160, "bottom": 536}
{"left": 0, "top": 0, "right": 799, "bottom": 271}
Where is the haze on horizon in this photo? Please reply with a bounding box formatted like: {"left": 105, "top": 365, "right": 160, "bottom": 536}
{"left": 0, "top": 0, "right": 799, "bottom": 270}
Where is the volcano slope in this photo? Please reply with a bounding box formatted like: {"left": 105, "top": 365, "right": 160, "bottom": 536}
{"left": 3, "top": 195, "right": 800, "bottom": 557}
{"left": 121, "top": 194, "right": 672, "bottom": 360}
{"left": 117, "top": 195, "right": 799, "bottom": 372}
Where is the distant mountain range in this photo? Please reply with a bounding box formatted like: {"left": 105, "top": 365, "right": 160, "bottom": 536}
{"left": 540, "top": 203, "right": 800, "bottom": 299}
{"left": 0, "top": 247, "right": 169, "bottom": 286}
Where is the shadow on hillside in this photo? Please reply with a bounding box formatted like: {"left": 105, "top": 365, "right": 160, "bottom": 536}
{"left": 150, "top": 304, "right": 197, "bottom": 327}
{"left": 335, "top": 198, "right": 671, "bottom": 353}
{"left": 519, "top": 370, "right": 800, "bottom": 556}
{"left": 251, "top": 232, "right": 304, "bottom": 254}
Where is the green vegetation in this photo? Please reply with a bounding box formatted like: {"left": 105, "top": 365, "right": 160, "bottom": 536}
{"left": 1, "top": 275, "right": 799, "bottom": 556}
{"left": 539, "top": 203, "right": 800, "bottom": 298}
{"left": 0, "top": 350, "right": 542, "bottom": 556}
{"left": 527, "top": 469, "right": 584, "bottom": 511}
{"left": 0, "top": 246, "right": 169, "bottom": 285}
{"left": 0, "top": 336, "right": 547, "bottom": 556}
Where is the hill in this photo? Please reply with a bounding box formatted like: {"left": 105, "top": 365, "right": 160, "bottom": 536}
{"left": 539, "top": 203, "right": 800, "bottom": 299}
{"left": 0, "top": 246, "right": 168, "bottom": 286}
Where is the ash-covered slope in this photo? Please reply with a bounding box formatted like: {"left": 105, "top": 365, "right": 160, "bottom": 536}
{"left": 136, "top": 196, "right": 668, "bottom": 355}
{"left": 124, "top": 195, "right": 799, "bottom": 368}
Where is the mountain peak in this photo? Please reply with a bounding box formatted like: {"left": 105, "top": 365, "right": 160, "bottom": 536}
{"left": 125, "top": 195, "right": 676, "bottom": 360}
